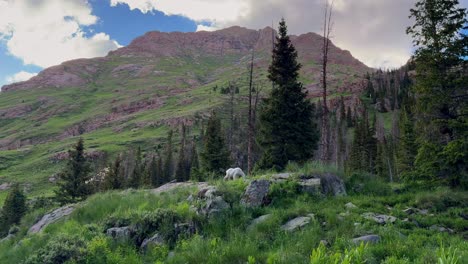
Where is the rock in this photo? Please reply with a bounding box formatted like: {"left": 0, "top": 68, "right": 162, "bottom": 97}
{"left": 316, "top": 173, "right": 347, "bottom": 196}
{"left": 320, "top": 240, "right": 329, "bottom": 246}
{"left": 299, "top": 178, "right": 321, "bottom": 195}
{"left": 200, "top": 196, "right": 229, "bottom": 218}
{"left": 281, "top": 216, "right": 312, "bottom": 231}
{"left": 241, "top": 180, "right": 270, "bottom": 207}
{"left": 140, "top": 233, "right": 164, "bottom": 250}
{"left": 270, "top": 173, "right": 293, "bottom": 182}
{"left": 352, "top": 235, "right": 380, "bottom": 244}
{"left": 197, "top": 186, "right": 218, "bottom": 199}
{"left": 106, "top": 226, "right": 133, "bottom": 240}
{"left": 0, "top": 234, "right": 15, "bottom": 242}
{"left": 249, "top": 214, "right": 272, "bottom": 229}
{"left": 362, "top": 212, "right": 396, "bottom": 224}
{"left": 48, "top": 176, "right": 57, "bottom": 183}
{"left": 0, "top": 183, "right": 11, "bottom": 190}
{"left": 187, "top": 194, "right": 194, "bottom": 203}
{"left": 345, "top": 202, "right": 357, "bottom": 209}
{"left": 152, "top": 182, "right": 210, "bottom": 194}
{"left": 28, "top": 204, "right": 75, "bottom": 233}
{"left": 174, "top": 222, "right": 197, "bottom": 238}
{"left": 429, "top": 225, "right": 454, "bottom": 233}
{"left": 403, "top": 208, "right": 416, "bottom": 215}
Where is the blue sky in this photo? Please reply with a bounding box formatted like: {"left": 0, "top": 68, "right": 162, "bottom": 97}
{"left": 0, "top": 0, "right": 466, "bottom": 88}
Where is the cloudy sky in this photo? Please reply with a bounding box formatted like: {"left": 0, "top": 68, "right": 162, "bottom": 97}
{"left": 0, "top": 0, "right": 467, "bottom": 87}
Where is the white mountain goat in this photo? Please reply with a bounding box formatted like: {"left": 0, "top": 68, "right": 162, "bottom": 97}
{"left": 224, "top": 168, "right": 246, "bottom": 180}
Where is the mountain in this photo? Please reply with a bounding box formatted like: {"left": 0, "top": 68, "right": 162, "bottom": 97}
{"left": 0, "top": 26, "right": 370, "bottom": 199}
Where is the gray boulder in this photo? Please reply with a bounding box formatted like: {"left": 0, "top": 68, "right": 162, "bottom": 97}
{"left": 106, "top": 226, "right": 133, "bottom": 240}
{"left": 200, "top": 196, "right": 229, "bottom": 218}
{"left": 281, "top": 216, "right": 312, "bottom": 231}
{"left": 345, "top": 202, "right": 358, "bottom": 209}
{"left": 140, "top": 233, "right": 164, "bottom": 250}
{"left": 248, "top": 214, "right": 272, "bottom": 229}
{"left": 316, "top": 173, "right": 347, "bottom": 196}
{"left": 299, "top": 178, "right": 321, "bottom": 195}
{"left": 430, "top": 225, "right": 454, "bottom": 233}
{"left": 362, "top": 212, "right": 396, "bottom": 224}
{"left": 352, "top": 235, "right": 380, "bottom": 244}
{"left": 270, "top": 173, "right": 293, "bottom": 182}
{"left": 241, "top": 179, "right": 270, "bottom": 207}
{"left": 29, "top": 204, "right": 75, "bottom": 234}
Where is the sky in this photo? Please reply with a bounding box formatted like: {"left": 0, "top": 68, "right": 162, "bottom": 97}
{"left": 0, "top": 0, "right": 467, "bottom": 88}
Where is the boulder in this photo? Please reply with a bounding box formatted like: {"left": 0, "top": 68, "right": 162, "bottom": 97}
{"left": 316, "top": 173, "right": 347, "bottom": 196}
{"left": 345, "top": 202, "right": 358, "bottom": 209}
{"left": 0, "top": 183, "right": 11, "bottom": 191}
{"left": 352, "top": 235, "right": 380, "bottom": 244}
{"left": 140, "top": 233, "right": 164, "bottom": 250}
{"left": 362, "top": 212, "right": 396, "bottom": 224}
{"left": 200, "top": 196, "right": 229, "bottom": 218}
{"left": 429, "top": 225, "right": 454, "bottom": 233}
{"left": 174, "top": 222, "right": 197, "bottom": 238}
{"left": 106, "top": 226, "right": 133, "bottom": 240}
{"left": 281, "top": 216, "right": 312, "bottom": 232}
{"left": 270, "top": 173, "right": 293, "bottom": 182}
{"left": 248, "top": 214, "right": 272, "bottom": 229}
{"left": 299, "top": 178, "right": 321, "bottom": 195}
{"left": 241, "top": 180, "right": 270, "bottom": 207}
{"left": 28, "top": 204, "right": 75, "bottom": 234}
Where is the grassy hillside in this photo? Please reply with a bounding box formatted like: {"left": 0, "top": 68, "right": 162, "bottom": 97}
{"left": 0, "top": 165, "right": 467, "bottom": 263}
{"left": 0, "top": 28, "right": 369, "bottom": 203}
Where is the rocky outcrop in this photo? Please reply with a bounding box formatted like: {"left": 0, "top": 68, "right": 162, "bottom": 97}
{"left": 241, "top": 180, "right": 271, "bottom": 207}
{"left": 298, "top": 178, "right": 321, "bottom": 195}
{"left": 140, "top": 233, "right": 164, "bottom": 250}
{"left": 194, "top": 186, "right": 230, "bottom": 218}
{"left": 316, "top": 173, "right": 347, "bottom": 196}
{"left": 29, "top": 205, "right": 75, "bottom": 233}
{"left": 352, "top": 235, "right": 380, "bottom": 244}
{"left": 106, "top": 226, "right": 134, "bottom": 240}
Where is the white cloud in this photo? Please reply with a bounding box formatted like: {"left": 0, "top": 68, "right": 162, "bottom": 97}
{"left": 5, "top": 71, "right": 38, "bottom": 84}
{"left": 0, "top": 0, "right": 121, "bottom": 68}
{"left": 196, "top": 24, "right": 217, "bottom": 32}
{"left": 109, "top": 0, "right": 423, "bottom": 68}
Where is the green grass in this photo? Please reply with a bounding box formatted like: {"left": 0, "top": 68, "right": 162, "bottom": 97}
{"left": 0, "top": 173, "right": 467, "bottom": 263}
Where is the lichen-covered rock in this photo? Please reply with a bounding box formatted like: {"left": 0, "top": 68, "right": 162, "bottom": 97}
{"left": 106, "top": 226, "right": 133, "bottom": 240}
{"left": 299, "top": 178, "right": 321, "bottom": 195}
{"left": 28, "top": 205, "right": 75, "bottom": 234}
{"left": 241, "top": 180, "right": 270, "bottom": 207}
{"left": 281, "top": 216, "right": 312, "bottom": 231}
{"left": 352, "top": 235, "right": 380, "bottom": 244}
{"left": 362, "top": 212, "right": 396, "bottom": 224}
{"left": 317, "top": 173, "right": 347, "bottom": 196}
{"left": 140, "top": 233, "right": 164, "bottom": 250}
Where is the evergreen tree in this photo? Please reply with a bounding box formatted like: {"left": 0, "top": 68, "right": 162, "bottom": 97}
{"left": 163, "top": 130, "right": 174, "bottom": 182}
{"left": 257, "top": 19, "right": 319, "bottom": 170}
{"left": 407, "top": 0, "right": 467, "bottom": 187}
{"left": 0, "top": 185, "right": 27, "bottom": 236}
{"left": 175, "top": 125, "right": 188, "bottom": 182}
{"left": 55, "top": 138, "right": 92, "bottom": 204}
{"left": 157, "top": 155, "right": 164, "bottom": 185}
{"left": 346, "top": 106, "right": 353, "bottom": 128}
{"left": 397, "top": 109, "right": 418, "bottom": 178}
{"left": 190, "top": 142, "right": 201, "bottom": 181}
{"left": 104, "top": 155, "right": 124, "bottom": 190}
{"left": 200, "top": 112, "right": 230, "bottom": 174}
{"left": 148, "top": 155, "right": 161, "bottom": 187}
{"left": 128, "top": 147, "right": 143, "bottom": 188}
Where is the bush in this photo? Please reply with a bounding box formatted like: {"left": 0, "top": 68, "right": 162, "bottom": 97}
{"left": 345, "top": 172, "right": 392, "bottom": 196}
{"left": 133, "top": 209, "right": 181, "bottom": 247}
{"left": 24, "top": 234, "right": 86, "bottom": 264}
{"left": 268, "top": 180, "right": 301, "bottom": 206}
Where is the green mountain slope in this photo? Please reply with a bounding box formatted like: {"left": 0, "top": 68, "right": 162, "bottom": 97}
{"left": 0, "top": 26, "right": 370, "bottom": 200}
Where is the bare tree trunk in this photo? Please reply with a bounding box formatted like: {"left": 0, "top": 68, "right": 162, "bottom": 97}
{"left": 248, "top": 50, "right": 255, "bottom": 174}
{"left": 320, "top": 0, "right": 334, "bottom": 163}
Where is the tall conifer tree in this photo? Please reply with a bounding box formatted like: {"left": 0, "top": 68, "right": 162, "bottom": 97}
{"left": 257, "top": 19, "right": 319, "bottom": 170}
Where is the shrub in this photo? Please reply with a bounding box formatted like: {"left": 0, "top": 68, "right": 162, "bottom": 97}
{"left": 24, "top": 234, "right": 86, "bottom": 264}
{"left": 133, "top": 209, "right": 181, "bottom": 247}
{"left": 345, "top": 172, "right": 392, "bottom": 196}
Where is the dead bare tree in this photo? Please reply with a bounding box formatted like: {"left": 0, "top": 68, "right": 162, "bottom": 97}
{"left": 320, "top": 0, "right": 334, "bottom": 163}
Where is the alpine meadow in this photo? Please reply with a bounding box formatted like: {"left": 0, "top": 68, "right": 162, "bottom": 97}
{"left": 0, "top": 0, "right": 467, "bottom": 263}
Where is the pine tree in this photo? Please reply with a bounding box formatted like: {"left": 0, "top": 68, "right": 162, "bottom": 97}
{"left": 163, "top": 130, "right": 174, "bottom": 182}
{"left": 407, "top": 0, "right": 467, "bottom": 187}
{"left": 104, "top": 155, "right": 124, "bottom": 190}
{"left": 128, "top": 147, "right": 143, "bottom": 188}
{"left": 397, "top": 108, "right": 418, "bottom": 178}
{"left": 148, "top": 155, "right": 160, "bottom": 187}
{"left": 190, "top": 142, "right": 201, "bottom": 181}
{"left": 200, "top": 112, "right": 230, "bottom": 174}
{"left": 175, "top": 125, "right": 188, "bottom": 182}
{"left": 55, "top": 138, "right": 92, "bottom": 204}
{"left": 257, "top": 19, "right": 319, "bottom": 170}
{"left": 346, "top": 106, "right": 353, "bottom": 128}
{"left": 0, "top": 185, "right": 26, "bottom": 236}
